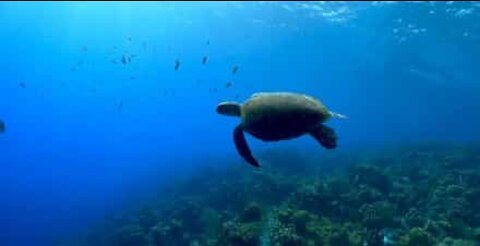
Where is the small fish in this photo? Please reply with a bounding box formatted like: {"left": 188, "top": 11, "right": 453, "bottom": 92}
{"left": 19, "top": 82, "right": 26, "bottom": 89}
{"left": 121, "top": 55, "right": 130, "bottom": 65}
{"left": 232, "top": 65, "right": 239, "bottom": 75}
{"left": 117, "top": 100, "right": 123, "bottom": 112}
{"left": 81, "top": 46, "right": 89, "bottom": 52}
{"left": 206, "top": 40, "right": 210, "bottom": 45}
{"left": 0, "top": 119, "right": 5, "bottom": 134}
{"left": 234, "top": 95, "right": 240, "bottom": 99}
{"left": 174, "top": 59, "right": 181, "bottom": 71}
{"left": 225, "top": 81, "right": 233, "bottom": 88}
{"left": 130, "top": 76, "right": 136, "bottom": 80}
{"left": 202, "top": 56, "right": 208, "bottom": 65}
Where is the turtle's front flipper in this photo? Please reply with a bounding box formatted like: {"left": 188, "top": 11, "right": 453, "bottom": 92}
{"left": 234, "top": 125, "right": 260, "bottom": 167}
{"left": 310, "top": 125, "right": 337, "bottom": 149}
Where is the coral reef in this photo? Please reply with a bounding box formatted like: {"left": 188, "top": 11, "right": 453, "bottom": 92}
{"left": 72, "top": 143, "right": 480, "bottom": 246}
{"left": 398, "top": 227, "right": 434, "bottom": 246}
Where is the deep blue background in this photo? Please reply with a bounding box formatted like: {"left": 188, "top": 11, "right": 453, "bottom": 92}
{"left": 0, "top": 2, "right": 479, "bottom": 245}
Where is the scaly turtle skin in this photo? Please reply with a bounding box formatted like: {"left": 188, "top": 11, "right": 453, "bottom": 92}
{"left": 217, "top": 92, "right": 347, "bottom": 168}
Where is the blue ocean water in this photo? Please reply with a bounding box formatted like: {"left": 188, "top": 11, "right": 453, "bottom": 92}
{"left": 0, "top": 2, "right": 479, "bottom": 246}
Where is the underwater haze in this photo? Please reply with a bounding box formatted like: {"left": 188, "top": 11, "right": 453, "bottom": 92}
{"left": 1, "top": 1, "right": 480, "bottom": 246}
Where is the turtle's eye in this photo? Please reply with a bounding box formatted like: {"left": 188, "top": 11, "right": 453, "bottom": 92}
{"left": 216, "top": 103, "right": 230, "bottom": 114}
{"left": 216, "top": 104, "right": 225, "bottom": 114}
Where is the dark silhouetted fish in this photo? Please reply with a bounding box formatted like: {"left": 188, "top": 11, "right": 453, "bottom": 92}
{"left": 121, "top": 55, "right": 130, "bottom": 65}
{"left": 174, "top": 59, "right": 181, "bottom": 71}
{"left": 225, "top": 81, "right": 233, "bottom": 88}
{"left": 0, "top": 119, "right": 5, "bottom": 134}
{"left": 117, "top": 100, "right": 123, "bottom": 112}
{"left": 232, "top": 65, "right": 239, "bottom": 75}
{"left": 19, "top": 82, "right": 26, "bottom": 89}
{"left": 202, "top": 56, "right": 208, "bottom": 65}
{"left": 206, "top": 40, "right": 210, "bottom": 45}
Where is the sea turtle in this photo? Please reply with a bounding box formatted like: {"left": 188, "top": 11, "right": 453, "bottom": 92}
{"left": 216, "top": 92, "right": 347, "bottom": 168}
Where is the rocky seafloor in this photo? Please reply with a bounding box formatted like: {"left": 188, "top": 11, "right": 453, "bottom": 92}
{"left": 68, "top": 143, "right": 480, "bottom": 246}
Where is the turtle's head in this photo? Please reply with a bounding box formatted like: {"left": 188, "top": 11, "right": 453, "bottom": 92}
{"left": 217, "top": 102, "right": 241, "bottom": 117}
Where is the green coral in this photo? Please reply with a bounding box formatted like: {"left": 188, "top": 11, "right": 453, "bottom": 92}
{"left": 240, "top": 202, "right": 262, "bottom": 223}
{"left": 329, "top": 227, "right": 358, "bottom": 246}
{"left": 398, "top": 228, "right": 434, "bottom": 246}
{"left": 349, "top": 164, "right": 392, "bottom": 194}
{"left": 473, "top": 227, "right": 480, "bottom": 241}
{"left": 218, "top": 221, "right": 263, "bottom": 246}
{"left": 276, "top": 207, "right": 310, "bottom": 234}
{"left": 270, "top": 222, "right": 303, "bottom": 246}
{"left": 305, "top": 217, "right": 362, "bottom": 246}
{"left": 268, "top": 207, "right": 363, "bottom": 246}
{"left": 216, "top": 202, "right": 270, "bottom": 246}
{"left": 360, "top": 201, "right": 396, "bottom": 229}
{"left": 435, "top": 237, "right": 477, "bottom": 246}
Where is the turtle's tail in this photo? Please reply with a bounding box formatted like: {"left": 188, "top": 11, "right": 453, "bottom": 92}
{"left": 329, "top": 111, "right": 348, "bottom": 120}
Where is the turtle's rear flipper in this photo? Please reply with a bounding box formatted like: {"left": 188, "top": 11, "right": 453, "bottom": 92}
{"left": 310, "top": 125, "right": 337, "bottom": 149}
{"left": 234, "top": 125, "right": 260, "bottom": 167}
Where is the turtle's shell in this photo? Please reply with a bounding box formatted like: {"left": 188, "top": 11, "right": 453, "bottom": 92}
{"left": 240, "top": 92, "right": 331, "bottom": 141}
